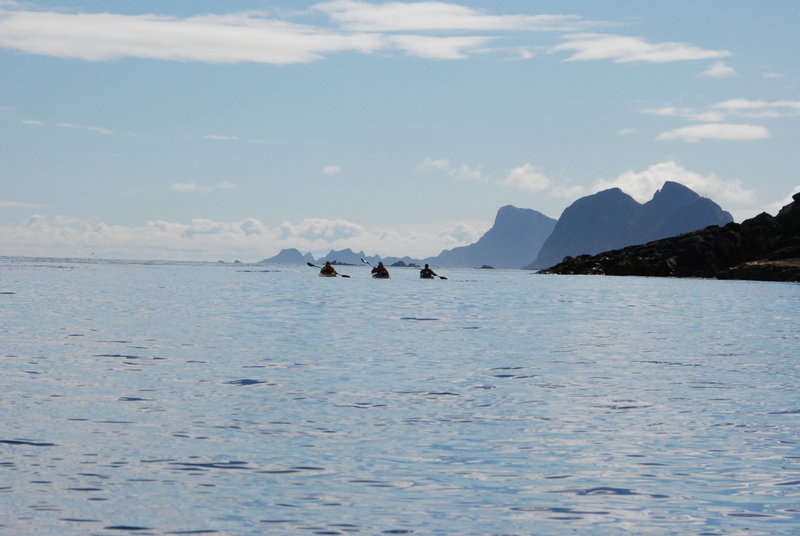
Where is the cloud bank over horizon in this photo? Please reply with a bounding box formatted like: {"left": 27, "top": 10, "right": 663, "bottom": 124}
{"left": 0, "top": 213, "right": 492, "bottom": 262}
{"left": 2, "top": 168, "right": 793, "bottom": 262}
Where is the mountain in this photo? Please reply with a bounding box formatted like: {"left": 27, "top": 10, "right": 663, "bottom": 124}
{"left": 526, "top": 182, "right": 733, "bottom": 269}
{"left": 640, "top": 181, "right": 733, "bottom": 241}
{"left": 318, "top": 248, "right": 379, "bottom": 265}
{"left": 259, "top": 248, "right": 315, "bottom": 265}
{"left": 425, "top": 205, "right": 556, "bottom": 269}
{"left": 539, "top": 192, "right": 800, "bottom": 282}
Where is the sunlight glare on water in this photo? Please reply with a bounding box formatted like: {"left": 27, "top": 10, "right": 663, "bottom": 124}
{"left": 1, "top": 257, "right": 798, "bottom": 535}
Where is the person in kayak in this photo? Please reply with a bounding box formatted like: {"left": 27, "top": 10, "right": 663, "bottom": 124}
{"left": 419, "top": 264, "right": 438, "bottom": 279}
{"left": 371, "top": 262, "right": 389, "bottom": 278}
{"left": 320, "top": 261, "right": 338, "bottom": 276}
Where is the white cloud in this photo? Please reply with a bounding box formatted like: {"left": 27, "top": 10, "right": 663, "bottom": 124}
{"left": 656, "top": 123, "right": 770, "bottom": 143}
{"left": 591, "top": 161, "right": 755, "bottom": 207}
{"left": 56, "top": 122, "right": 114, "bottom": 135}
{"left": 21, "top": 119, "right": 45, "bottom": 125}
{"left": 641, "top": 105, "right": 725, "bottom": 122}
{"left": 438, "top": 221, "right": 484, "bottom": 244}
{"left": 279, "top": 217, "right": 364, "bottom": 242}
{"left": 170, "top": 181, "right": 235, "bottom": 193}
{"left": 712, "top": 98, "right": 800, "bottom": 119}
{"left": 0, "top": 8, "right": 384, "bottom": 64}
{"left": 3, "top": 3, "right": 730, "bottom": 66}
{"left": 549, "top": 184, "right": 589, "bottom": 200}
{"left": 314, "top": 1, "right": 597, "bottom": 32}
{"left": 388, "top": 34, "right": 494, "bottom": 60}
{"left": 503, "top": 164, "right": 552, "bottom": 191}
{"left": 323, "top": 165, "right": 342, "bottom": 175}
{"left": 644, "top": 99, "right": 800, "bottom": 123}
{"left": 202, "top": 134, "right": 239, "bottom": 141}
{"left": 0, "top": 3, "right": 575, "bottom": 64}
{"left": 551, "top": 33, "right": 730, "bottom": 63}
{"left": 698, "top": 61, "right": 737, "bottom": 78}
{"left": 421, "top": 157, "right": 486, "bottom": 181}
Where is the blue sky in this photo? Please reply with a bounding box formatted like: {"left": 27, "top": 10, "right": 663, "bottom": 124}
{"left": 2, "top": 0, "right": 799, "bottom": 261}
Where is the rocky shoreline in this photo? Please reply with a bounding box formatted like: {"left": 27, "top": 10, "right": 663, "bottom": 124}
{"left": 538, "top": 193, "right": 800, "bottom": 283}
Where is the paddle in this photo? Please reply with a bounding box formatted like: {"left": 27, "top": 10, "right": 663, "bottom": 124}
{"left": 362, "top": 258, "right": 389, "bottom": 279}
{"left": 307, "top": 262, "right": 350, "bottom": 278}
{"left": 364, "top": 258, "right": 446, "bottom": 280}
{"left": 424, "top": 270, "right": 448, "bottom": 280}
{"left": 419, "top": 264, "right": 447, "bottom": 280}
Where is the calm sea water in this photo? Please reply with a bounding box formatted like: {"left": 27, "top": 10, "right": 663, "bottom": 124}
{"left": 1, "top": 256, "right": 798, "bottom": 535}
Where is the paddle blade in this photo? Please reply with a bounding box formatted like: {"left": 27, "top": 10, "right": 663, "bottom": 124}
{"left": 339, "top": 274, "right": 351, "bottom": 278}
{"left": 306, "top": 262, "right": 317, "bottom": 268}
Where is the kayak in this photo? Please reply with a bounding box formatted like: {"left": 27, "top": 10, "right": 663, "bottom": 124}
{"left": 372, "top": 274, "right": 390, "bottom": 279}
{"left": 419, "top": 274, "right": 435, "bottom": 279}
{"left": 318, "top": 272, "right": 337, "bottom": 277}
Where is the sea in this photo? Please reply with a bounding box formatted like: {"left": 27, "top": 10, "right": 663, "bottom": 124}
{"left": 1, "top": 256, "right": 798, "bottom": 536}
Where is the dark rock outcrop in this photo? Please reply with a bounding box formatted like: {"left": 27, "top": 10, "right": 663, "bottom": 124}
{"left": 527, "top": 182, "right": 733, "bottom": 269}
{"left": 538, "top": 192, "right": 800, "bottom": 282}
{"left": 426, "top": 205, "right": 556, "bottom": 269}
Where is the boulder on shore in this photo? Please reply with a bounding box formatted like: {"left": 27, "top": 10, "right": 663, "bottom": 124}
{"left": 537, "top": 192, "right": 800, "bottom": 282}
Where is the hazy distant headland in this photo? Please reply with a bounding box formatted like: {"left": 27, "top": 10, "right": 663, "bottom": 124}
{"left": 259, "top": 181, "right": 800, "bottom": 282}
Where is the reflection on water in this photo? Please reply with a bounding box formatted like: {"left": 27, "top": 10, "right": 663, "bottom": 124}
{"left": 1, "top": 257, "right": 798, "bottom": 535}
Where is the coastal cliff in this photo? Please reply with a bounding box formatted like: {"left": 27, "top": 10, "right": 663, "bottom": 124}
{"left": 538, "top": 192, "right": 800, "bottom": 282}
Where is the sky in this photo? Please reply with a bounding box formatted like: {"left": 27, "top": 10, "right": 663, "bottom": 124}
{"left": 1, "top": 0, "right": 799, "bottom": 262}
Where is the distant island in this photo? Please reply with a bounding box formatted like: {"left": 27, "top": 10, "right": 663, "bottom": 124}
{"left": 258, "top": 182, "right": 800, "bottom": 282}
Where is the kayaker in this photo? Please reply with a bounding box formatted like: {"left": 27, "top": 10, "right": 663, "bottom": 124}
{"left": 320, "top": 261, "right": 338, "bottom": 276}
{"left": 371, "top": 262, "right": 389, "bottom": 278}
{"left": 419, "top": 264, "right": 438, "bottom": 279}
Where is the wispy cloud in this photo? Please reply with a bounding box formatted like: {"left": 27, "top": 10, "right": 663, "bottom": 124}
{"left": 323, "top": 165, "right": 343, "bottom": 175}
{"left": 202, "top": 134, "right": 239, "bottom": 141}
{"left": 551, "top": 33, "right": 730, "bottom": 63}
{"left": 656, "top": 123, "right": 771, "bottom": 143}
{"left": 56, "top": 122, "right": 114, "bottom": 135}
{"left": 170, "top": 181, "right": 235, "bottom": 193}
{"left": 20, "top": 119, "right": 45, "bottom": 125}
{"left": 712, "top": 99, "right": 800, "bottom": 119}
{"left": 644, "top": 98, "right": 800, "bottom": 143}
{"left": 642, "top": 106, "right": 724, "bottom": 122}
{"left": 0, "top": 9, "right": 384, "bottom": 64}
{"left": 421, "top": 157, "right": 487, "bottom": 182}
{"left": 0, "top": 3, "right": 726, "bottom": 65}
{"left": 644, "top": 99, "right": 800, "bottom": 122}
{"left": 388, "top": 34, "right": 494, "bottom": 60}
{"left": 698, "top": 61, "right": 737, "bottom": 78}
{"left": 313, "top": 1, "right": 600, "bottom": 32}
{"left": 0, "top": 200, "right": 47, "bottom": 209}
